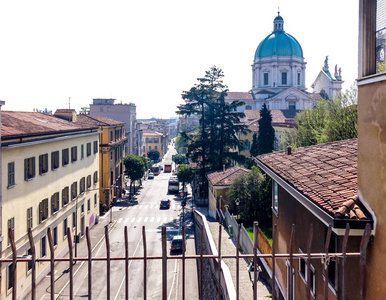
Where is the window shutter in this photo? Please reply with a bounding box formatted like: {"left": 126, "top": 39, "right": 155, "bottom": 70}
{"left": 45, "top": 199, "right": 49, "bottom": 218}
{"left": 39, "top": 155, "right": 43, "bottom": 174}
{"left": 32, "top": 157, "right": 36, "bottom": 177}
{"left": 39, "top": 202, "right": 43, "bottom": 223}
{"left": 24, "top": 158, "right": 28, "bottom": 180}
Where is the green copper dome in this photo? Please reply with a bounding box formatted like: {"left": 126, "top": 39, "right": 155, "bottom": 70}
{"left": 254, "top": 13, "right": 303, "bottom": 59}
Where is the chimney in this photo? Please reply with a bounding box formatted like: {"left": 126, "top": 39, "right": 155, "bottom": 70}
{"left": 286, "top": 145, "right": 292, "bottom": 155}
{"left": 223, "top": 164, "right": 226, "bottom": 172}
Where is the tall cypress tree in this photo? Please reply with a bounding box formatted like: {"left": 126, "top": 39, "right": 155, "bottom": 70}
{"left": 257, "top": 104, "right": 275, "bottom": 155}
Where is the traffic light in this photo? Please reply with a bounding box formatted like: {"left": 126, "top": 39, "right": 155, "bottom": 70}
{"left": 182, "top": 200, "right": 186, "bottom": 207}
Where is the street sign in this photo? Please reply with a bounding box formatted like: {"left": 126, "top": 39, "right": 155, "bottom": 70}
{"left": 180, "top": 191, "right": 184, "bottom": 197}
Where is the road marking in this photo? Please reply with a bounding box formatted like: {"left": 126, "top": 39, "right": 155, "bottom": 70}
{"left": 144, "top": 217, "right": 148, "bottom": 223}
{"left": 163, "top": 217, "right": 167, "bottom": 222}
{"left": 170, "top": 217, "right": 174, "bottom": 221}
{"left": 117, "top": 218, "right": 123, "bottom": 223}
{"left": 124, "top": 218, "right": 129, "bottom": 223}
{"left": 150, "top": 217, "right": 154, "bottom": 222}
{"left": 131, "top": 218, "right": 135, "bottom": 223}
{"left": 137, "top": 217, "right": 142, "bottom": 222}
{"left": 144, "top": 205, "right": 148, "bottom": 209}
{"left": 157, "top": 217, "right": 161, "bottom": 222}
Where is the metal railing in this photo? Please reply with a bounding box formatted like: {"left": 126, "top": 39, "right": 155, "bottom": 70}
{"left": 3, "top": 220, "right": 371, "bottom": 300}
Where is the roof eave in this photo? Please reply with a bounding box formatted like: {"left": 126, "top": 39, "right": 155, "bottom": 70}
{"left": 253, "top": 157, "right": 372, "bottom": 235}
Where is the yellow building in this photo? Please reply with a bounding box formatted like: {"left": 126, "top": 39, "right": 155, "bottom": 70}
{"left": 1, "top": 111, "right": 100, "bottom": 299}
{"left": 76, "top": 115, "right": 126, "bottom": 210}
{"left": 142, "top": 131, "right": 165, "bottom": 159}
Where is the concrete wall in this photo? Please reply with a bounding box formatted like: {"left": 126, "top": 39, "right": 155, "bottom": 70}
{"left": 357, "top": 77, "right": 386, "bottom": 299}
{"left": 194, "top": 210, "right": 235, "bottom": 300}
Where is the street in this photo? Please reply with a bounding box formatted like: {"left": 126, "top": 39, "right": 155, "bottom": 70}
{"left": 58, "top": 144, "right": 198, "bottom": 299}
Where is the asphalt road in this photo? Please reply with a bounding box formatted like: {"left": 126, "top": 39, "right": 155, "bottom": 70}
{"left": 60, "top": 144, "right": 198, "bottom": 299}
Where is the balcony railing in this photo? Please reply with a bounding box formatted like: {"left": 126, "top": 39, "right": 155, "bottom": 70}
{"left": 3, "top": 220, "right": 371, "bottom": 300}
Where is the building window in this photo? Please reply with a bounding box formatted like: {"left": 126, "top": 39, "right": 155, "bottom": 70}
{"left": 148, "top": 145, "right": 152, "bottom": 151}
{"left": 143, "top": 146, "right": 146, "bottom": 152}
{"left": 87, "top": 175, "right": 92, "bottom": 189}
{"left": 94, "top": 193, "right": 97, "bottom": 206}
{"left": 110, "top": 151, "right": 113, "bottom": 161}
{"left": 81, "top": 204, "right": 84, "bottom": 214}
{"left": 376, "top": 1, "right": 385, "bottom": 74}
{"left": 87, "top": 198, "right": 90, "bottom": 212}
{"left": 93, "top": 141, "right": 98, "bottom": 154}
{"left": 71, "top": 146, "right": 77, "bottom": 162}
{"left": 27, "top": 207, "right": 33, "bottom": 230}
{"left": 299, "top": 253, "right": 315, "bottom": 296}
{"left": 62, "top": 148, "right": 69, "bottom": 166}
{"left": 27, "top": 248, "right": 33, "bottom": 271}
{"left": 8, "top": 217, "right": 15, "bottom": 245}
{"left": 39, "top": 198, "right": 49, "bottom": 223}
{"left": 154, "top": 138, "right": 159, "bottom": 143}
{"left": 7, "top": 263, "right": 14, "bottom": 290}
{"left": 51, "top": 151, "right": 60, "bottom": 170}
{"left": 72, "top": 211, "right": 76, "bottom": 229}
{"left": 281, "top": 72, "right": 287, "bottom": 85}
{"left": 155, "top": 145, "right": 158, "bottom": 150}
{"left": 8, "top": 162, "right": 15, "bottom": 187}
{"left": 63, "top": 218, "right": 68, "bottom": 237}
{"left": 87, "top": 143, "right": 91, "bottom": 157}
{"left": 80, "top": 177, "right": 86, "bottom": 194}
{"left": 51, "top": 192, "right": 60, "bottom": 214}
{"left": 110, "top": 131, "right": 113, "bottom": 142}
{"left": 245, "top": 105, "right": 252, "bottom": 110}
{"left": 39, "top": 154, "right": 49, "bottom": 175}
{"left": 81, "top": 144, "right": 84, "bottom": 160}
{"left": 286, "top": 260, "right": 295, "bottom": 300}
{"left": 93, "top": 171, "right": 98, "bottom": 184}
{"left": 62, "top": 186, "right": 69, "bottom": 206}
{"left": 326, "top": 228, "right": 338, "bottom": 290}
{"left": 289, "top": 101, "right": 296, "bottom": 110}
{"left": 41, "top": 235, "right": 47, "bottom": 257}
{"left": 273, "top": 181, "right": 278, "bottom": 215}
{"left": 24, "top": 157, "right": 36, "bottom": 180}
{"left": 264, "top": 73, "right": 269, "bottom": 85}
{"left": 297, "top": 73, "right": 301, "bottom": 85}
{"left": 71, "top": 182, "right": 77, "bottom": 200}
{"left": 53, "top": 226, "right": 58, "bottom": 246}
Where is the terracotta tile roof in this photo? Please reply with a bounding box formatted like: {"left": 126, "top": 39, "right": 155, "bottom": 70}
{"left": 1, "top": 111, "right": 95, "bottom": 137}
{"left": 206, "top": 166, "right": 249, "bottom": 187}
{"left": 225, "top": 92, "right": 253, "bottom": 100}
{"left": 247, "top": 119, "right": 259, "bottom": 132}
{"left": 256, "top": 139, "right": 367, "bottom": 220}
{"left": 244, "top": 109, "right": 299, "bottom": 124}
{"left": 76, "top": 114, "right": 125, "bottom": 126}
{"left": 143, "top": 131, "right": 163, "bottom": 136}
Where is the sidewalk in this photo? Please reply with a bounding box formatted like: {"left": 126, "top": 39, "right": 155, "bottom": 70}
{"left": 196, "top": 206, "right": 272, "bottom": 300}
{"left": 24, "top": 212, "right": 116, "bottom": 300}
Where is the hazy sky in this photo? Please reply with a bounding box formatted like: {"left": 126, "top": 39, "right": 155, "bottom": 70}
{"left": 0, "top": 1, "right": 358, "bottom": 119}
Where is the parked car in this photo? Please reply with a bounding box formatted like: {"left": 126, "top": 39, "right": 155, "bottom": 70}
{"left": 171, "top": 235, "right": 185, "bottom": 252}
{"left": 159, "top": 199, "right": 171, "bottom": 209}
{"left": 148, "top": 172, "right": 154, "bottom": 179}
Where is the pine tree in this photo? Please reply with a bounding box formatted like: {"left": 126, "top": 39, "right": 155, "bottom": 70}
{"left": 250, "top": 133, "right": 259, "bottom": 157}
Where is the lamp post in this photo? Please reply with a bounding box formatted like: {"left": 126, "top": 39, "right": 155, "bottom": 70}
{"left": 235, "top": 198, "right": 240, "bottom": 220}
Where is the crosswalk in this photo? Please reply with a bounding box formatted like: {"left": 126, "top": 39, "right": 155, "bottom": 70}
{"left": 114, "top": 203, "right": 184, "bottom": 211}
{"left": 116, "top": 216, "right": 178, "bottom": 224}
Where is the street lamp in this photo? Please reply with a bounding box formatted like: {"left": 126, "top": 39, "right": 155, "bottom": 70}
{"left": 235, "top": 198, "right": 240, "bottom": 220}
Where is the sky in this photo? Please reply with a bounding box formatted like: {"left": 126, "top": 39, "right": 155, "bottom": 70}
{"left": 0, "top": 1, "right": 359, "bottom": 119}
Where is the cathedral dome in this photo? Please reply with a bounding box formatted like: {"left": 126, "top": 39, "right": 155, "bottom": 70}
{"left": 254, "top": 13, "right": 303, "bottom": 59}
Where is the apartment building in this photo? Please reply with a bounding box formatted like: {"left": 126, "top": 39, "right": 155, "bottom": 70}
{"left": 1, "top": 111, "right": 100, "bottom": 299}
{"left": 75, "top": 115, "right": 126, "bottom": 210}
{"left": 142, "top": 131, "right": 165, "bottom": 158}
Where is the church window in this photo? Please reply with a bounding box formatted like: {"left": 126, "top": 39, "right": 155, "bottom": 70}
{"left": 297, "top": 73, "right": 301, "bottom": 85}
{"left": 264, "top": 73, "right": 269, "bottom": 85}
{"left": 281, "top": 72, "right": 287, "bottom": 85}
{"left": 289, "top": 101, "right": 296, "bottom": 110}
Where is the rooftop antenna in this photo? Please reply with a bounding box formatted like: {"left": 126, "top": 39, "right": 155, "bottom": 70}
{"left": 68, "top": 97, "right": 71, "bottom": 109}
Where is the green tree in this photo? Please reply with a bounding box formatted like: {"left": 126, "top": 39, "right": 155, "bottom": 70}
{"left": 123, "top": 155, "right": 145, "bottom": 197}
{"left": 176, "top": 66, "right": 248, "bottom": 195}
{"left": 147, "top": 149, "right": 160, "bottom": 162}
{"left": 257, "top": 104, "right": 275, "bottom": 155}
{"left": 174, "top": 154, "right": 188, "bottom": 164}
{"left": 177, "top": 164, "right": 194, "bottom": 191}
{"left": 227, "top": 167, "right": 272, "bottom": 227}
{"left": 250, "top": 133, "right": 259, "bottom": 157}
{"left": 175, "top": 133, "right": 188, "bottom": 154}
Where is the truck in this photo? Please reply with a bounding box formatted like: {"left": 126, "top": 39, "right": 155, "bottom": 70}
{"left": 164, "top": 164, "right": 172, "bottom": 173}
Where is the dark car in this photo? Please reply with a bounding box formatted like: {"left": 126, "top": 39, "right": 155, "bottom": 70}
{"left": 171, "top": 235, "right": 185, "bottom": 252}
{"left": 160, "top": 199, "right": 171, "bottom": 209}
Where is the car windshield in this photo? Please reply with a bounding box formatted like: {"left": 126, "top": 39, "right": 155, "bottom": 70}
{"left": 161, "top": 200, "right": 169, "bottom": 204}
